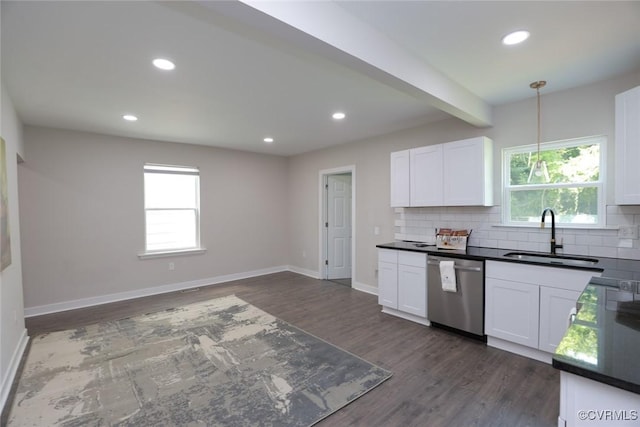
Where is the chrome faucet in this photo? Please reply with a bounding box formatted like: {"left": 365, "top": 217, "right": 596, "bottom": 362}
{"left": 541, "top": 208, "right": 563, "bottom": 254}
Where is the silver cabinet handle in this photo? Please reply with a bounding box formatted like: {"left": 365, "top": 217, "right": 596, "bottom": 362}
{"left": 568, "top": 307, "right": 578, "bottom": 327}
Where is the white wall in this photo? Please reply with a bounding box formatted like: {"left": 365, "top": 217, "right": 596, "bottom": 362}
{"left": 0, "top": 84, "right": 28, "bottom": 410}
{"left": 287, "top": 71, "right": 640, "bottom": 289}
{"left": 19, "top": 127, "right": 289, "bottom": 312}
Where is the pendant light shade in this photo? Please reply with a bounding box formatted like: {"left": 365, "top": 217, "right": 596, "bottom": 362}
{"left": 528, "top": 80, "right": 550, "bottom": 183}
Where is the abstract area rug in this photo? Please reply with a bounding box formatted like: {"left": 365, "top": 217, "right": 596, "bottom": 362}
{"left": 8, "top": 295, "right": 391, "bottom": 426}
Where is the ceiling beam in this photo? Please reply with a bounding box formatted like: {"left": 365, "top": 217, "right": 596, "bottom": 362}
{"left": 201, "top": 0, "right": 492, "bottom": 127}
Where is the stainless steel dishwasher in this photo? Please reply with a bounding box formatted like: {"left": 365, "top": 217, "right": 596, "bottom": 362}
{"left": 427, "top": 255, "right": 485, "bottom": 339}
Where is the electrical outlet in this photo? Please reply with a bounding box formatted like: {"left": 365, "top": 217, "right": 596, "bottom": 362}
{"left": 618, "top": 225, "right": 639, "bottom": 239}
{"left": 168, "top": 262, "right": 175, "bottom": 271}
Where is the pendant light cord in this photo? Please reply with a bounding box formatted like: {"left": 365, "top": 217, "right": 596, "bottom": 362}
{"left": 530, "top": 80, "right": 546, "bottom": 166}
{"left": 536, "top": 85, "right": 541, "bottom": 164}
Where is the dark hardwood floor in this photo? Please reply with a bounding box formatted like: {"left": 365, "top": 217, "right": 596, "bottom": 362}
{"left": 16, "top": 271, "right": 559, "bottom": 426}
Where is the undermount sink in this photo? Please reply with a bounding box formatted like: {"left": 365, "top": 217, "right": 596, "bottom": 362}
{"left": 503, "top": 252, "right": 600, "bottom": 267}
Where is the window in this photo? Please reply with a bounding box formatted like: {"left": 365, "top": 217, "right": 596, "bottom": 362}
{"left": 503, "top": 136, "right": 605, "bottom": 227}
{"left": 144, "top": 164, "right": 200, "bottom": 253}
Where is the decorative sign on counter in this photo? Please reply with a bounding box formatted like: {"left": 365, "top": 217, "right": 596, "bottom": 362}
{"left": 436, "top": 229, "right": 471, "bottom": 250}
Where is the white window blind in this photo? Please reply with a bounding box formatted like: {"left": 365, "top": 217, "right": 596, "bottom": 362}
{"left": 144, "top": 164, "right": 200, "bottom": 252}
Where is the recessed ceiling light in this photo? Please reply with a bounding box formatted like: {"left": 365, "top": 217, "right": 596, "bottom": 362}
{"left": 123, "top": 114, "right": 138, "bottom": 122}
{"left": 152, "top": 58, "right": 175, "bottom": 71}
{"left": 332, "top": 112, "right": 346, "bottom": 120}
{"left": 502, "top": 30, "right": 530, "bottom": 46}
{"left": 263, "top": 137, "right": 274, "bottom": 144}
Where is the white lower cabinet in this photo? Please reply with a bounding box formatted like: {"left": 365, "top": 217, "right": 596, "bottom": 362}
{"left": 559, "top": 371, "right": 640, "bottom": 427}
{"left": 485, "top": 278, "right": 540, "bottom": 348}
{"left": 539, "top": 287, "right": 581, "bottom": 353}
{"left": 485, "top": 261, "right": 599, "bottom": 363}
{"left": 377, "top": 250, "right": 398, "bottom": 308}
{"left": 377, "top": 249, "right": 428, "bottom": 324}
{"left": 398, "top": 262, "right": 427, "bottom": 317}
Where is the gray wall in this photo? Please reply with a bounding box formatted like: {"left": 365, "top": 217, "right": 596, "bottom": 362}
{"left": 0, "top": 84, "right": 27, "bottom": 407}
{"left": 287, "top": 71, "right": 640, "bottom": 289}
{"left": 19, "top": 127, "right": 289, "bottom": 310}
{"left": 13, "top": 71, "right": 640, "bottom": 310}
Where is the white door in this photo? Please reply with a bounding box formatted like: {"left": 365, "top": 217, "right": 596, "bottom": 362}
{"left": 398, "top": 264, "right": 427, "bottom": 317}
{"left": 485, "top": 278, "right": 540, "bottom": 349}
{"left": 327, "top": 173, "right": 352, "bottom": 280}
{"left": 390, "top": 150, "right": 410, "bottom": 207}
{"left": 410, "top": 145, "right": 443, "bottom": 206}
{"left": 539, "top": 287, "right": 581, "bottom": 353}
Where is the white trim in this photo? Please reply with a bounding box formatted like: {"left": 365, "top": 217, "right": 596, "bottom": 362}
{"left": 24, "top": 266, "right": 289, "bottom": 317}
{"left": 287, "top": 265, "right": 321, "bottom": 279}
{"left": 138, "top": 247, "right": 207, "bottom": 259}
{"left": 502, "top": 135, "right": 606, "bottom": 228}
{"left": 352, "top": 281, "right": 378, "bottom": 296}
{"left": 491, "top": 223, "right": 620, "bottom": 231}
{"left": 487, "top": 336, "right": 552, "bottom": 364}
{"left": 1, "top": 329, "right": 29, "bottom": 412}
{"left": 318, "top": 165, "right": 356, "bottom": 284}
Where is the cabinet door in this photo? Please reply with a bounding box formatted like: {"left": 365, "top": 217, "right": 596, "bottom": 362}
{"left": 615, "top": 85, "right": 640, "bottom": 204}
{"left": 409, "top": 145, "right": 443, "bottom": 206}
{"left": 398, "top": 264, "right": 427, "bottom": 317}
{"left": 485, "top": 278, "right": 539, "bottom": 348}
{"left": 378, "top": 261, "right": 398, "bottom": 309}
{"left": 390, "top": 150, "right": 410, "bottom": 207}
{"left": 539, "top": 287, "right": 581, "bottom": 353}
{"left": 443, "top": 137, "right": 492, "bottom": 206}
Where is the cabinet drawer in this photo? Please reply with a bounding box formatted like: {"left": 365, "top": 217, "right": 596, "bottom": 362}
{"left": 486, "top": 261, "right": 599, "bottom": 292}
{"left": 399, "top": 251, "right": 426, "bottom": 268}
{"left": 378, "top": 249, "right": 398, "bottom": 264}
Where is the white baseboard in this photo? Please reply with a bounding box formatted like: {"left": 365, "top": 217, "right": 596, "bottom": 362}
{"left": 287, "top": 265, "right": 320, "bottom": 279}
{"left": 352, "top": 281, "right": 378, "bottom": 296}
{"left": 24, "top": 265, "right": 290, "bottom": 317}
{"left": 487, "top": 336, "right": 552, "bottom": 364}
{"left": 1, "top": 328, "right": 29, "bottom": 413}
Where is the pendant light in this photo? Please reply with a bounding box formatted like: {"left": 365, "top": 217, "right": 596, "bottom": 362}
{"left": 528, "top": 80, "right": 550, "bottom": 183}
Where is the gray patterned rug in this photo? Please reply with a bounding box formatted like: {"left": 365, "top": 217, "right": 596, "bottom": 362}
{"left": 8, "top": 295, "right": 391, "bottom": 426}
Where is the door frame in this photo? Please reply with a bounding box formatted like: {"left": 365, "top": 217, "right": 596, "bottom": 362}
{"left": 319, "top": 165, "right": 356, "bottom": 282}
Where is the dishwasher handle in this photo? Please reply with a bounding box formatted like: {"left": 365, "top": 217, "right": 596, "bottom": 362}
{"left": 427, "top": 259, "right": 482, "bottom": 272}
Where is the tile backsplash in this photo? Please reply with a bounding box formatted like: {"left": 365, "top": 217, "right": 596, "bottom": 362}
{"left": 394, "top": 205, "right": 640, "bottom": 260}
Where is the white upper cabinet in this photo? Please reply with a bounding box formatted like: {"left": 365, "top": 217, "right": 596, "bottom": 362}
{"left": 615, "top": 85, "right": 640, "bottom": 205}
{"left": 410, "top": 145, "right": 443, "bottom": 206}
{"left": 390, "top": 136, "right": 493, "bottom": 207}
{"left": 443, "top": 137, "right": 493, "bottom": 206}
{"left": 390, "top": 150, "right": 410, "bottom": 207}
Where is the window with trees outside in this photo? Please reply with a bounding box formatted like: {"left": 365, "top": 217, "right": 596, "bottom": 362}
{"left": 144, "top": 164, "right": 200, "bottom": 252}
{"left": 503, "top": 136, "right": 605, "bottom": 227}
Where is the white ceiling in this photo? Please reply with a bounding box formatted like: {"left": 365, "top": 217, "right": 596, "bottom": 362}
{"left": 2, "top": 1, "right": 639, "bottom": 156}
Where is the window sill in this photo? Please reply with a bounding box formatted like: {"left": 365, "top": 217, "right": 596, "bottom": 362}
{"left": 138, "top": 248, "right": 207, "bottom": 260}
{"left": 492, "top": 223, "right": 618, "bottom": 231}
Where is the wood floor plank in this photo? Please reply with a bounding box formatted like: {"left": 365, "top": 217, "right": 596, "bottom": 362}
{"left": 13, "top": 271, "right": 559, "bottom": 426}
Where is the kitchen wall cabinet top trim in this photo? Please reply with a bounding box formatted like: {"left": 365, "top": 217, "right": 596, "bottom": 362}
{"left": 390, "top": 136, "right": 493, "bottom": 208}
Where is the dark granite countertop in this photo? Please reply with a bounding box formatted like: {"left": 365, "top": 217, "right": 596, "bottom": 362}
{"left": 375, "top": 241, "right": 640, "bottom": 280}
{"left": 376, "top": 241, "right": 640, "bottom": 393}
{"left": 552, "top": 277, "right": 640, "bottom": 394}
